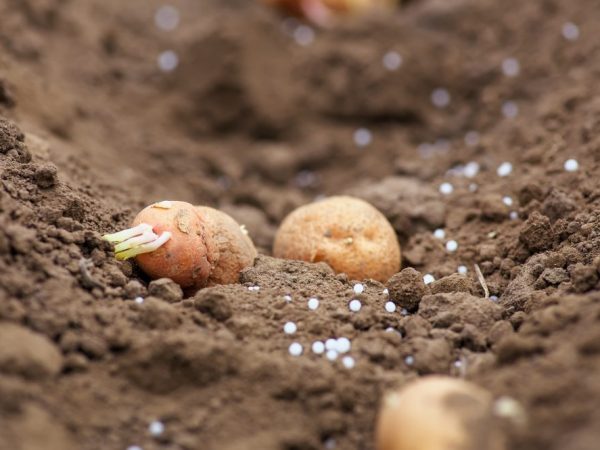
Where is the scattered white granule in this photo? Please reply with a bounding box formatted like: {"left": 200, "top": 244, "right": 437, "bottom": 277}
{"left": 501, "top": 58, "right": 520, "bottom": 77}
{"left": 385, "top": 301, "right": 396, "bottom": 313}
{"left": 289, "top": 342, "right": 303, "bottom": 356}
{"left": 342, "top": 356, "right": 355, "bottom": 369}
{"left": 497, "top": 162, "right": 513, "bottom": 177}
{"left": 431, "top": 88, "right": 451, "bottom": 108}
{"left": 433, "top": 229, "right": 446, "bottom": 240}
{"left": 383, "top": 51, "right": 402, "bottom": 71}
{"left": 312, "top": 341, "right": 325, "bottom": 354}
{"left": 353, "top": 283, "right": 365, "bottom": 295}
{"left": 149, "top": 421, "right": 164, "bottom": 436}
{"left": 354, "top": 128, "right": 372, "bottom": 148}
{"left": 439, "top": 182, "right": 454, "bottom": 195}
{"left": 307, "top": 298, "right": 320, "bottom": 310}
{"left": 564, "top": 159, "right": 579, "bottom": 172}
{"left": 283, "top": 322, "right": 297, "bottom": 334}
{"left": 157, "top": 50, "right": 178, "bottom": 72}
{"left": 423, "top": 274, "right": 435, "bottom": 285}
{"left": 349, "top": 299, "right": 362, "bottom": 312}
{"left": 446, "top": 240, "right": 458, "bottom": 252}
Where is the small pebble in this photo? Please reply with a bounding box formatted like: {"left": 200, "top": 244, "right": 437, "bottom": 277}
{"left": 283, "top": 295, "right": 292, "bottom": 302}
{"left": 431, "top": 88, "right": 451, "bottom": 108}
{"left": 353, "top": 283, "right": 365, "bottom": 295}
{"left": 385, "top": 301, "right": 396, "bottom": 313}
{"left": 562, "top": 22, "right": 580, "bottom": 41}
{"left": 382, "top": 51, "right": 402, "bottom": 71}
{"left": 439, "top": 182, "right": 454, "bottom": 195}
{"left": 134, "top": 297, "right": 144, "bottom": 304}
{"left": 342, "top": 356, "right": 355, "bottom": 369}
{"left": 283, "top": 322, "right": 297, "bottom": 334}
{"left": 353, "top": 128, "right": 372, "bottom": 148}
{"left": 490, "top": 295, "right": 499, "bottom": 302}
{"left": 457, "top": 265, "right": 468, "bottom": 275}
{"left": 502, "top": 196, "right": 513, "bottom": 206}
{"left": 497, "top": 162, "right": 513, "bottom": 177}
{"left": 157, "top": 50, "right": 178, "bottom": 72}
{"left": 293, "top": 25, "right": 315, "bottom": 46}
{"left": 385, "top": 327, "right": 396, "bottom": 333}
{"left": 289, "top": 342, "right": 303, "bottom": 356}
{"left": 312, "top": 341, "right": 325, "bottom": 354}
{"left": 349, "top": 299, "right": 362, "bottom": 312}
{"left": 501, "top": 58, "right": 520, "bottom": 77}
{"left": 433, "top": 229, "right": 446, "bottom": 240}
{"left": 326, "top": 350, "right": 339, "bottom": 361}
{"left": 383, "top": 288, "right": 389, "bottom": 296}
{"left": 248, "top": 286, "right": 260, "bottom": 292}
{"left": 148, "top": 421, "right": 164, "bottom": 436}
{"left": 564, "top": 159, "right": 579, "bottom": 172}
{"left": 335, "top": 337, "right": 351, "bottom": 354}
{"left": 446, "top": 240, "right": 458, "bottom": 253}
{"left": 423, "top": 274, "right": 435, "bottom": 285}
{"left": 502, "top": 101, "right": 519, "bottom": 119}
{"left": 404, "top": 355, "right": 415, "bottom": 366}
{"left": 307, "top": 298, "right": 320, "bottom": 310}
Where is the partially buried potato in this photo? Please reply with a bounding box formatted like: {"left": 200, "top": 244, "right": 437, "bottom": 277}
{"left": 273, "top": 196, "right": 400, "bottom": 282}
{"left": 262, "top": 0, "right": 396, "bottom": 25}
{"left": 376, "top": 376, "right": 506, "bottom": 450}
{"left": 195, "top": 206, "right": 258, "bottom": 285}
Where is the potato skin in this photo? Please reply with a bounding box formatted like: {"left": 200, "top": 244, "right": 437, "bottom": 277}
{"left": 133, "top": 201, "right": 217, "bottom": 291}
{"left": 376, "top": 377, "right": 506, "bottom": 450}
{"left": 262, "top": 0, "right": 394, "bottom": 19}
{"left": 273, "top": 196, "right": 400, "bottom": 282}
{"left": 195, "top": 206, "right": 258, "bottom": 285}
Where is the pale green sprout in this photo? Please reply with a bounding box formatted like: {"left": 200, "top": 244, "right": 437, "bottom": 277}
{"left": 103, "top": 223, "right": 171, "bottom": 261}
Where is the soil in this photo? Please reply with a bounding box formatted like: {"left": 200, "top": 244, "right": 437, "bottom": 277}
{"left": 1, "top": 0, "right": 600, "bottom": 449}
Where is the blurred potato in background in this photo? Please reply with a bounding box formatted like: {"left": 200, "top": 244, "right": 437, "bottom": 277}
{"left": 262, "top": 0, "right": 397, "bottom": 25}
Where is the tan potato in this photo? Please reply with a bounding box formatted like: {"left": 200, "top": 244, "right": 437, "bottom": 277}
{"left": 376, "top": 376, "right": 506, "bottom": 450}
{"left": 195, "top": 206, "right": 258, "bottom": 285}
{"left": 273, "top": 196, "right": 400, "bottom": 282}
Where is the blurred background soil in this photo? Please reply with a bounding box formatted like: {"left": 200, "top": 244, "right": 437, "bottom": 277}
{"left": 1, "top": 0, "right": 600, "bottom": 449}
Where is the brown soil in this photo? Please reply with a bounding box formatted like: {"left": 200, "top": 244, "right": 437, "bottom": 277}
{"left": 1, "top": 0, "right": 600, "bottom": 449}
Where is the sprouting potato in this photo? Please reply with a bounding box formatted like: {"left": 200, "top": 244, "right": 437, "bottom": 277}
{"left": 262, "top": 0, "right": 397, "bottom": 25}
{"left": 103, "top": 201, "right": 257, "bottom": 292}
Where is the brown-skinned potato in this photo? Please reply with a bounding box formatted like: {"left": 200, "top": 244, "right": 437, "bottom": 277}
{"left": 273, "top": 196, "right": 400, "bottom": 282}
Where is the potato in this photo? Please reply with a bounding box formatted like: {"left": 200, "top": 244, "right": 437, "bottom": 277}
{"left": 262, "top": 0, "right": 396, "bottom": 24}
{"left": 273, "top": 196, "right": 400, "bottom": 282}
{"left": 131, "top": 201, "right": 217, "bottom": 291}
{"left": 105, "top": 201, "right": 257, "bottom": 292}
{"left": 195, "top": 206, "right": 258, "bottom": 285}
{"left": 376, "top": 376, "right": 506, "bottom": 450}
